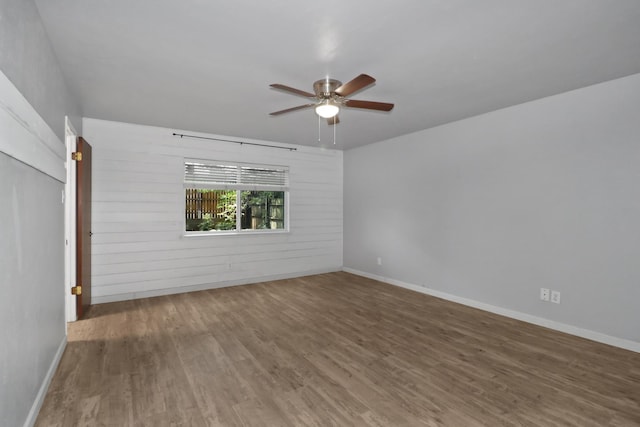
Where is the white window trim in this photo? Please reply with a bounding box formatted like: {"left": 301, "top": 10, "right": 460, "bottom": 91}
{"left": 183, "top": 159, "right": 290, "bottom": 236}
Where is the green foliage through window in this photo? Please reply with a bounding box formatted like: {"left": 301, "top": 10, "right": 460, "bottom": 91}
{"left": 185, "top": 189, "right": 285, "bottom": 232}
{"left": 241, "top": 191, "right": 285, "bottom": 230}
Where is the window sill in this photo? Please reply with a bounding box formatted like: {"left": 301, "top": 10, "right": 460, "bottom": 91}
{"left": 182, "top": 230, "right": 290, "bottom": 238}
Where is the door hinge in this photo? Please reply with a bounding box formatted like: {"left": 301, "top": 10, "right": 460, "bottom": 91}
{"left": 71, "top": 285, "right": 82, "bottom": 295}
{"left": 71, "top": 151, "right": 82, "bottom": 161}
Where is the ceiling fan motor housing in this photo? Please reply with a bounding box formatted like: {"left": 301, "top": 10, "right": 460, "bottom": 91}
{"left": 313, "top": 79, "right": 342, "bottom": 99}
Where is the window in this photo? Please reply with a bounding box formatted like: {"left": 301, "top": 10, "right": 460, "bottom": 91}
{"left": 184, "top": 160, "right": 288, "bottom": 233}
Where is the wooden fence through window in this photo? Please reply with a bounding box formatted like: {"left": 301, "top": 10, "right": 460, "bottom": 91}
{"left": 185, "top": 189, "right": 221, "bottom": 219}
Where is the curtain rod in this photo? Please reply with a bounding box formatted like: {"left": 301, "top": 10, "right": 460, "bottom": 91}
{"left": 172, "top": 133, "right": 297, "bottom": 151}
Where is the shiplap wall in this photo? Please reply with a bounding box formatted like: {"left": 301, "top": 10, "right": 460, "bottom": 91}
{"left": 83, "top": 119, "right": 343, "bottom": 303}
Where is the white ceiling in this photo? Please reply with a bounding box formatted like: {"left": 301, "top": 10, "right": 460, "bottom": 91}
{"left": 35, "top": 0, "right": 640, "bottom": 150}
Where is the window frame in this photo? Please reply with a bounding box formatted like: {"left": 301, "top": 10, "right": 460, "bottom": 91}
{"left": 183, "top": 159, "right": 290, "bottom": 236}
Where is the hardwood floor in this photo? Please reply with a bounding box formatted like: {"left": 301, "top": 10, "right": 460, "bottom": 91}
{"left": 36, "top": 272, "right": 640, "bottom": 426}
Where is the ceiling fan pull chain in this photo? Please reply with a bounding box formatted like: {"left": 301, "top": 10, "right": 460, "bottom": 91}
{"left": 318, "top": 115, "right": 321, "bottom": 142}
{"left": 333, "top": 120, "right": 336, "bottom": 145}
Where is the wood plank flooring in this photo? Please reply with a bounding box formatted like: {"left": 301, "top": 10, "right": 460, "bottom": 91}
{"left": 36, "top": 272, "right": 640, "bottom": 426}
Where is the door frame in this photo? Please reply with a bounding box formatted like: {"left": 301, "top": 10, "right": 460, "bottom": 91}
{"left": 64, "top": 116, "right": 77, "bottom": 323}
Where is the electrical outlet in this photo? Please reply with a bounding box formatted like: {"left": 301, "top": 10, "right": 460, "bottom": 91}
{"left": 551, "top": 290, "right": 561, "bottom": 304}
{"left": 377, "top": 257, "right": 382, "bottom": 266}
{"left": 540, "top": 288, "right": 550, "bottom": 301}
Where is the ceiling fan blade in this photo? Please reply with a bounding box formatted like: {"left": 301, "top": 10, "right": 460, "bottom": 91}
{"left": 344, "top": 99, "right": 394, "bottom": 111}
{"left": 334, "top": 74, "right": 376, "bottom": 97}
{"left": 269, "top": 104, "right": 315, "bottom": 115}
{"left": 270, "top": 84, "right": 316, "bottom": 98}
{"left": 327, "top": 116, "right": 340, "bottom": 126}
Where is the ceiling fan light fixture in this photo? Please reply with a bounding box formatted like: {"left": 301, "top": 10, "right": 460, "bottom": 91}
{"left": 270, "top": 74, "right": 393, "bottom": 121}
{"left": 315, "top": 100, "right": 339, "bottom": 118}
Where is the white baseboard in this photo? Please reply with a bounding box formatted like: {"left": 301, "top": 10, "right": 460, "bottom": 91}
{"left": 92, "top": 267, "right": 343, "bottom": 304}
{"left": 343, "top": 267, "right": 640, "bottom": 353}
{"left": 24, "top": 336, "right": 67, "bottom": 427}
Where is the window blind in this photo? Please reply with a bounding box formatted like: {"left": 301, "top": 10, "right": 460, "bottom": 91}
{"left": 184, "top": 161, "right": 289, "bottom": 191}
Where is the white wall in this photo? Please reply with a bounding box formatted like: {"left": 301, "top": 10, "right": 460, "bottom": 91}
{"left": 344, "top": 73, "right": 640, "bottom": 349}
{"left": 0, "top": 1, "right": 81, "bottom": 425}
{"left": 0, "top": 0, "right": 81, "bottom": 139}
{"left": 0, "top": 154, "right": 66, "bottom": 427}
{"left": 83, "top": 119, "right": 343, "bottom": 303}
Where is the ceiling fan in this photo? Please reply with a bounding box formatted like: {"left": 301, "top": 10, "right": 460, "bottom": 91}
{"left": 269, "top": 74, "right": 394, "bottom": 125}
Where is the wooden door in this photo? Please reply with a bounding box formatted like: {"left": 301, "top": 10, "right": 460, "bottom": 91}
{"left": 75, "top": 137, "right": 92, "bottom": 319}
